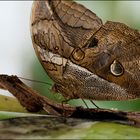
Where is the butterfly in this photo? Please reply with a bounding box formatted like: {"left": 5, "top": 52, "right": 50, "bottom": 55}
{"left": 30, "top": 0, "right": 140, "bottom": 102}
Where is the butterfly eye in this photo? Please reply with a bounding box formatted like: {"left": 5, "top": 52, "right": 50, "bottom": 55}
{"left": 88, "top": 37, "right": 98, "bottom": 48}
{"left": 110, "top": 60, "right": 124, "bottom": 76}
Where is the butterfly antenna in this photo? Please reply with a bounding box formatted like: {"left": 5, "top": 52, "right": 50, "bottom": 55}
{"left": 18, "top": 77, "right": 52, "bottom": 86}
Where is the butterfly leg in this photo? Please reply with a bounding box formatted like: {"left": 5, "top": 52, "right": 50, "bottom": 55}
{"left": 90, "top": 100, "right": 100, "bottom": 108}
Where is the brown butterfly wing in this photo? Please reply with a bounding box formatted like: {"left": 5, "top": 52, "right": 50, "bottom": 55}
{"left": 31, "top": 0, "right": 102, "bottom": 58}
{"left": 31, "top": 0, "right": 140, "bottom": 100}
{"left": 89, "top": 21, "right": 140, "bottom": 98}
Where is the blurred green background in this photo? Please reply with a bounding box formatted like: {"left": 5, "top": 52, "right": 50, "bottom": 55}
{"left": 0, "top": 1, "right": 140, "bottom": 111}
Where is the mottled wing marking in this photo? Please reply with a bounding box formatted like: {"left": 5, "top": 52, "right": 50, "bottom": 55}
{"left": 51, "top": 0, "right": 102, "bottom": 47}
{"left": 31, "top": 0, "right": 73, "bottom": 59}
{"left": 53, "top": 0, "right": 102, "bottom": 28}
{"left": 62, "top": 60, "right": 135, "bottom": 100}
{"left": 101, "top": 22, "right": 140, "bottom": 81}
{"left": 31, "top": 0, "right": 103, "bottom": 56}
{"left": 31, "top": 0, "right": 103, "bottom": 83}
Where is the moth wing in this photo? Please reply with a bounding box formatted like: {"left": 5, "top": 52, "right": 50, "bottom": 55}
{"left": 31, "top": 0, "right": 103, "bottom": 59}
{"left": 93, "top": 21, "right": 140, "bottom": 96}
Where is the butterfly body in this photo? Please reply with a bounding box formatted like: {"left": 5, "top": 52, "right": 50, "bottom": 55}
{"left": 31, "top": 0, "right": 140, "bottom": 101}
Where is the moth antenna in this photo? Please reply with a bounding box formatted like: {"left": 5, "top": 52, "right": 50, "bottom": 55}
{"left": 18, "top": 76, "right": 52, "bottom": 86}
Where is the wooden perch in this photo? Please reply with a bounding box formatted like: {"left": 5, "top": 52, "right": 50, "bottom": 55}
{"left": 0, "top": 74, "right": 140, "bottom": 127}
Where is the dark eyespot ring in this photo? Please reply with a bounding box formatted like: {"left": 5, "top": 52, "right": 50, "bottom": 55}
{"left": 88, "top": 37, "right": 98, "bottom": 48}
{"left": 110, "top": 60, "right": 124, "bottom": 76}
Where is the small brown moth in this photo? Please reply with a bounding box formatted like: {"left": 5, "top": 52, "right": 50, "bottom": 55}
{"left": 31, "top": 0, "right": 140, "bottom": 101}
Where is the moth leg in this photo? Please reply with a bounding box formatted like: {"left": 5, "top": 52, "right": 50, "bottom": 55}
{"left": 81, "top": 99, "right": 89, "bottom": 109}
{"left": 81, "top": 99, "right": 99, "bottom": 109}
{"left": 61, "top": 98, "right": 72, "bottom": 117}
{"left": 61, "top": 98, "right": 71, "bottom": 105}
{"left": 51, "top": 83, "right": 77, "bottom": 100}
{"left": 90, "top": 100, "right": 100, "bottom": 109}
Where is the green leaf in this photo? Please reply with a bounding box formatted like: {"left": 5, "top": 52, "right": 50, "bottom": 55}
{"left": 0, "top": 115, "right": 140, "bottom": 139}
{"left": 0, "top": 111, "right": 50, "bottom": 120}
{"left": 0, "top": 95, "right": 27, "bottom": 113}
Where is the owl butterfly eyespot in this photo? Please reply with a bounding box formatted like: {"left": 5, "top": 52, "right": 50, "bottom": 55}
{"left": 87, "top": 37, "right": 98, "bottom": 48}
{"left": 110, "top": 60, "right": 124, "bottom": 76}
{"left": 31, "top": 0, "right": 140, "bottom": 101}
